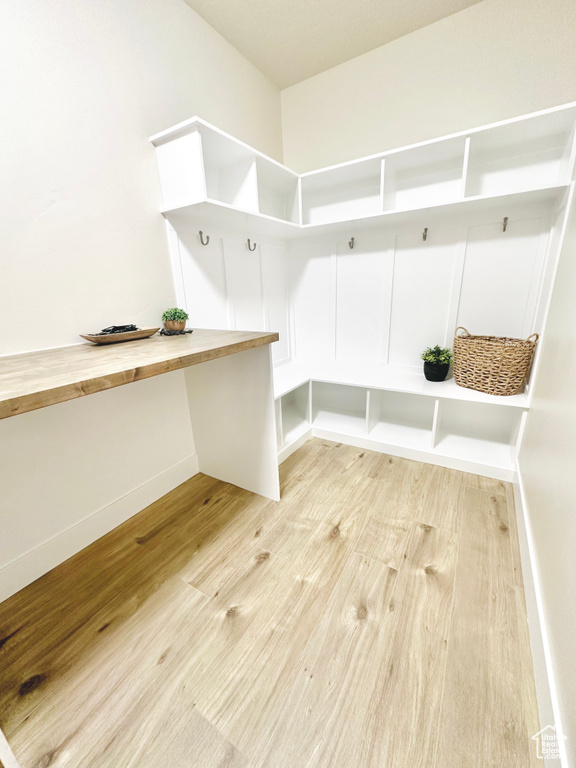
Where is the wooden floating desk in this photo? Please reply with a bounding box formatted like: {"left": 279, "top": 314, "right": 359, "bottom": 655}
{"left": 0, "top": 328, "right": 278, "bottom": 420}
{"left": 0, "top": 328, "right": 281, "bottom": 500}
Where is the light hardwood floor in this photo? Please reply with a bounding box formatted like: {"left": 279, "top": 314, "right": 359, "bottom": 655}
{"left": 0, "top": 439, "right": 540, "bottom": 767}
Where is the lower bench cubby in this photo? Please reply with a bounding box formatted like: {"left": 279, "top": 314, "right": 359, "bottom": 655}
{"left": 275, "top": 376, "right": 526, "bottom": 480}
{"left": 434, "top": 399, "right": 524, "bottom": 470}
{"left": 280, "top": 383, "right": 310, "bottom": 447}
{"left": 368, "top": 389, "right": 435, "bottom": 450}
{"left": 311, "top": 382, "right": 367, "bottom": 436}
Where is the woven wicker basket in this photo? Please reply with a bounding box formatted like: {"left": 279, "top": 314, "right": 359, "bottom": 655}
{"left": 453, "top": 327, "right": 539, "bottom": 396}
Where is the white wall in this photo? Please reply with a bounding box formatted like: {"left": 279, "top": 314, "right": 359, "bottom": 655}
{"left": 519, "top": 197, "right": 576, "bottom": 767}
{"left": 0, "top": 0, "right": 282, "bottom": 600}
{"left": 281, "top": 0, "right": 576, "bottom": 171}
{"left": 0, "top": 0, "right": 282, "bottom": 356}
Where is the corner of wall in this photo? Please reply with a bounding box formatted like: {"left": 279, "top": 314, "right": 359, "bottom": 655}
{"left": 0, "top": 453, "right": 199, "bottom": 604}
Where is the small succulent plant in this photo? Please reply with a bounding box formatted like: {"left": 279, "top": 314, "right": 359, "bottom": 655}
{"left": 162, "top": 307, "right": 189, "bottom": 322}
{"left": 421, "top": 345, "right": 453, "bottom": 365}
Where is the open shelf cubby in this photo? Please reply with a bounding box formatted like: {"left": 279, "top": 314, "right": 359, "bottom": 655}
{"left": 301, "top": 158, "right": 383, "bottom": 225}
{"left": 383, "top": 137, "right": 467, "bottom": 211}
{"left": 280, "top": 383, "right": 310, "bottom": 447}
{"left": 273, "top": 369, "right": 529, "bottom": 478}
{"left": 465, "top": 108, "right": 576, "bottom": 198}
{"left": 434, "top": 400, "right": 524, "bottom": 470}
{"left": 200, "top": 126, "right": 259, "bottom": 212}
{"left": 256, "top": 158, "right": 300, "bottom": 223}
{"left": 368, "top": 390, "right": 435, "bottom": 450}
{"left": 312, "top": 382, "right": 368, "bottom": 436}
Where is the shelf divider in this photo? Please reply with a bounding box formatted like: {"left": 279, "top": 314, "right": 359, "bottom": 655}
{"left": 379, "top": 158, "right": 386, "bottom": 213}
{"left": 431, "top": 398, "right": 441, "bottom": 449}
{"left": 460, "top": 136, "right": 471, "bottom": 199}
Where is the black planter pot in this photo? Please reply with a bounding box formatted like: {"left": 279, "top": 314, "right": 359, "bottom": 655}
{"left": 423, "top": 361, "right": 450, "bottom": 382}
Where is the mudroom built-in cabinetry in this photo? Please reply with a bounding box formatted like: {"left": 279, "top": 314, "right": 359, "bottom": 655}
{"left": 151, "top": 103, "right": 576, "bottom": 481}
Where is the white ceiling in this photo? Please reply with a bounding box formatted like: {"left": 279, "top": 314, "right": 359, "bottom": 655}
{"left": 184, "top": 0, "right": 484, "bottom": 88}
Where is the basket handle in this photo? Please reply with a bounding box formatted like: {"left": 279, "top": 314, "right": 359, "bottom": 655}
{"left": 455, "top": 327, "right": 470, "bottom": 337}
{"left": 527, "top": 333, "right": 539, "bottom": 342}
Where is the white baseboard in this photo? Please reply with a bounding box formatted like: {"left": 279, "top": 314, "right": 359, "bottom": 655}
{"left": 310, "top": 428, "right": 516, "bottom": 482}
{"left": 277, "top": 428, "right": 517, "bottom": 481}
{"left": 0, "top": 454, "right": 199, "bottom": 604}
{"left": 515, "top": 468, "right": 569, "bottom": 768}
{"left": 0, "top": 727, "right": 20, "bottom": 768}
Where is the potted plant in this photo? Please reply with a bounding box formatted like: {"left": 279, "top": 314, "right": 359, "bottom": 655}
{"left": 162, "top": 307, "right": 189, "bottom": 331}
{"left": 421, "top": 345, "right": 453, "bottom": 382}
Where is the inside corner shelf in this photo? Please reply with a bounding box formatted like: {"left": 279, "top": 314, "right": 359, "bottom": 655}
{"left": 301, "top": 157, "right": 383, "bottom": 225}
{"left": 256, "top": 158, "right": 300, "bottom": 223}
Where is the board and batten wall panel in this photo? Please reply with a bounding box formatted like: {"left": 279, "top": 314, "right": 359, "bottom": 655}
{"left": 223, "top": 239, "right": 266, "bottom": 331}
{"left": 261, "top": 243, "right": 291, "bottom": 365}
{"left": 286, "top": 216, "right": 548, "bottom": 373}
{"left": 335, "top": 233, "right": 392, "bottom": 365}
{"left": 457, "top": 218, "right": 549, "bottom": 337}
{"left": 388, "top": 233, "right": 460, "bottom": 368}
{"left": 178, "top": 230, "right": 231, "bottom": 330}
{"left": 173, "top": 231, "right": 291, "bottom": 365}
{"left": 290, "top": 242, "right": 335, "bottom": 362}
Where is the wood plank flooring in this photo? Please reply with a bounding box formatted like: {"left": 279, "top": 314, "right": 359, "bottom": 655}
{"left": 0, "top": 439, "right": 540, "bottom": 767}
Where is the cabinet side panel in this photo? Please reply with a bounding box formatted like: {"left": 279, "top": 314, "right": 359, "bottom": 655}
{"left": 185, "top": 345, "right": 280, "bottom": 501}
{"left": 155, "top": 130, "right": 206, "bottom": 209}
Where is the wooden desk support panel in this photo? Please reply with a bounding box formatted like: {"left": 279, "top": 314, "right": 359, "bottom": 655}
{"left": 185, "top": 345, "right": 280, "bottom": 501}
{"left": 0, "top": 329, "right": 278, "bottom": 420}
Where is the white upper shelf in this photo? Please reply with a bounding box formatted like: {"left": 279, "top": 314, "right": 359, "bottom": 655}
{"left": 163, "top": 186, "right": 567, "bottom": 241}
{"left": 151, "top": 102, "right": 576, "bottom": 237}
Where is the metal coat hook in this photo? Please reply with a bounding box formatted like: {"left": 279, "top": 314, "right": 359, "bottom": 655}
{"left": 503, "top": 217, "right": 509, "bottom": 233}
{"left": 349, "top": 237, "right": 355, "bottom": 250}
{"left": 422, "top": 227, "right": 428, "bottom": 242}
{"left": 247, "top": 238, "right": 257, "bottom": 251}
{"left": 199, "top": 231, "right": 210, "bottom": 246}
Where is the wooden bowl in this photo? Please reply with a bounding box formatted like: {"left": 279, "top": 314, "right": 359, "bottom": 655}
{"left": 80, "top": 327, "right": 160, "bottom": 345}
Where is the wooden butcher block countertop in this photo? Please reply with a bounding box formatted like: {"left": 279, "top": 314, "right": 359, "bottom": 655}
{"left": 0, "top": 328, "right": 278, "bottom": 420}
